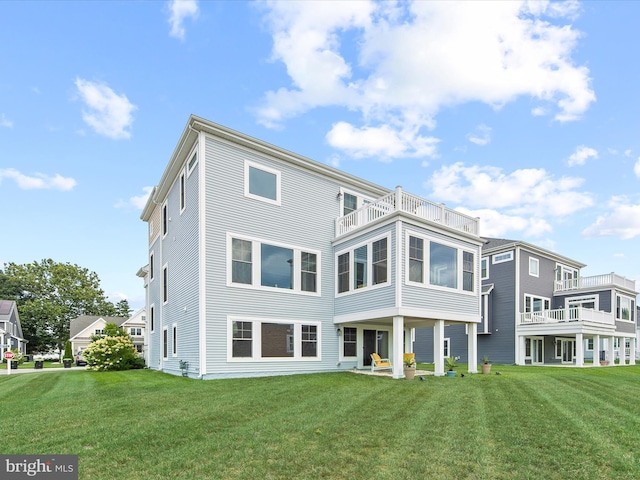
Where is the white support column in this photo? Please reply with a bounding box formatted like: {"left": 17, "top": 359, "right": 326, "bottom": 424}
{"left": 575, "top": 333, "right": 584, "bottom": 368}
{"left": 593, "top": 334, "right": 600, "bottom": 366}
{"left": 630, "top": 337, "right": 636, "bottom": 365}
{"left": 467, "top": 322, "right": 478, "bottom": 373}
{"left": 392, "top": 316, "right": 405, "bottom": 379}
{"left": 619, "top": 336, "right": 626, "bottom": 365}
{"left": 517, "top": 336, "right": 526, "bottom": 365}
{"left": 433, "top": 320, "right": 445, "bottom": 377}
{"left": 608, "top": 336, "right": 616, "bottom": 366}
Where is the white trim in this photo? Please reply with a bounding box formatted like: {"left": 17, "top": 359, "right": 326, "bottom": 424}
{"left": 172, "top": 323, "right": 178, "bottom": 357}
{"left": 338, "top": 187, "right": 376, "bottom": 216}
{"left": 492, "top": 251, "right": 513, "bottom": 264}
{"left": 179, "top": 169, "right": 186, "bottom": 214}
{"left": 226, "top": 233, "right": 321, "bottom": 296}
{"left": 244, "top": 160, "right": 281, "bottom": 206}
{"left": 198, "top": 132, "right": 207, "bottom": 377}
{"left": 395, "top": 220, "right": 402, "bottom": 308}
{"left": 334, "top": 232, "right": 391, "bottom": 297}
{"left": 186, "top": 148, "right": 198, "bottom": 177}
{"left": 565, "top": 295, "right": 599, "bottom": 311}
{"left": 616, "top": 293, "right": 635, "bottom": 323}
{"left": 227, "top": 316, "right": 322, "bottom": 362}
{"left": 162, "top": 202, "right": 169, "bottom": 238}
{"left": 333, "top": 306, "right": 481, "bottom": 325}
{"left": 481, "top": 257, "right": 489, "bottom": 280}
{"left": 443, "top": 337, "right": 450, "bottom": 358}
{"left": 162, "top": 264, "right": 168, "bottom": 304}
{"left": 404, "top": 229, "right": 477, "bottom": 296}
{"left": 529, "top": 257, "right": 539, "bottom": 277}
{"left": 149, "top": 252, "right": 155, "bottom": 283}
{"left": 149, "top": 304, "right": 155, "bottom": 333}
{"left": 162, "top": 326, "right": 168, "bottom": 360}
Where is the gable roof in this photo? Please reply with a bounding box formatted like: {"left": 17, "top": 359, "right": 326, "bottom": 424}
{"left": 69, "top": 315, "right": 129, "bottom": 339}
{"left": 481, "top": 237, "right": 586, "bottom": 269}
{"left": 0, "top": 300, "right": 23, "bottom": 338}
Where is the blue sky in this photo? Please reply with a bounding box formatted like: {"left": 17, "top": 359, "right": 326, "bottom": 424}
{"left": 1, "top": 0, "right": 639, "bottom": 311}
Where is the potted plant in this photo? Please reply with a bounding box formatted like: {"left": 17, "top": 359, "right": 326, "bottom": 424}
{"left": 403, "top": 356, "right": 416, "bottom": 380}
{"left": 481, "top": 355, "right": 492, "bottom": 374}
{"left": 445, "top": 356, "right": 457, "bottom": 377}
{"left": 63, "top": 341, "right": 73, "bottom": 368}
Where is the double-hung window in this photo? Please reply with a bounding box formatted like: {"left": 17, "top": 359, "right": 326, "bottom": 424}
{"left": 228, "top": 234, "right": 319, "bottom": 294}
{"left": 616, "top": 295, "right": 635, "bottom": 321}
{"left": 229, "top": 318, "right": 321, "bottom": 360}
{"left": 524, "top": 294, "right": 550, "bottom": 313}
{"left": 336, "top": 235, "right": 389, "bottom": 295}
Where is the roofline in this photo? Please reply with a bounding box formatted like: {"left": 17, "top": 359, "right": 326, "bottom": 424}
{"left": 141, "top": 115, "right": 390, "bottom": 221}
{"left": 482, "top": 239, "right": 587, "bottom": 269}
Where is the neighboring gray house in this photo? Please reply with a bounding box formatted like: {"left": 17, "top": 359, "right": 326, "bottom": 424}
{"left": 0, "top": 300, "right": 27, "bottom": 355}
{"left": 416, "top": 238, "right": 638, "bottom": 367}
{"left": 140, "top": 115, "right": 484, "bottom": 379}
{"left": 69, "top": 313, "right": 146, "bottom": 354}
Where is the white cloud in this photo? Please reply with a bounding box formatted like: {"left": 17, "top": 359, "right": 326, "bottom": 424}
{"left": 568, "top": 145, "right": 598, "bottom": 166}
{"left": 467, "top": 124, "right": 492, "bottom": 146}
{"left": 74, "top": 78, "right": 137, "bottom": 140}
{"left": 582, "top": 197, "right": 640, "bottom": 240}
{"left": 116, "top": 186, "right": 153, "bottom": 209}
{"left": 257, "top": 1, "right": 594, "bottom": 159}
{"left": 456, "top": 206, "right": 552, "bottom": 238}
{"left": 167, "top": 0, "right": 199, "bottom": 40}
{"left": 426, "top": 162, "right": 594, "bottom": 218}
{"left": 326, "top": 121, "right": 439, "bottom": 160}
{"left": 0, "top": 114, "right": 13, "bottom": 128}
{"left": 0, "top": 168, "right": 77, "bottom": 191}
{"left": 634, "top": 158, "right": 640, "bottom": 178}
{"left": 624, "top": 149, "right": 633, "bottom": 157}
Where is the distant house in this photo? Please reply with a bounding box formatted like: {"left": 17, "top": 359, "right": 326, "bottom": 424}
{"left": 69, "top": 311, "right": 146, "bottom": 354}
{"left": 0, "top": 300, "right": 27, "bottom": 355}
{"left": 140, "top": 115, "right": 483, "bottom": 379}
{"left": 416, "top": 237, "right": 638, "bottom": 367}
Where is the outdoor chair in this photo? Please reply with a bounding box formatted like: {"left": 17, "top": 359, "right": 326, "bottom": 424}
{"left": 370, "top": 353, "right": 392, "bottom": 373}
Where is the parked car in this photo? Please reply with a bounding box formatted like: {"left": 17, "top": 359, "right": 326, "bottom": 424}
{"left": 75, "top": 349, "right": 87, "bottom": 367}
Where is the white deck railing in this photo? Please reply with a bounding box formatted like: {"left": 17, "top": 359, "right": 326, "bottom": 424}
{"left": 519, "top": 307, "right": 614, "bottom": 326}
{"left": 335, "top": 187, "right": 479, "bottom": 238}
{"left": 555, "top": 273, "right": 636, "bottom": 293}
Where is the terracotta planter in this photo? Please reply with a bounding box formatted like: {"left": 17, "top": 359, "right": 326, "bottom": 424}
{"left": 600, "top": 361, "right": 609, "bottom": 366}
{"left": 404, "top": 367, "right": 416, "bottom": 380}
{"left": 481, "top": 363, "right": 492, "bottom": 374}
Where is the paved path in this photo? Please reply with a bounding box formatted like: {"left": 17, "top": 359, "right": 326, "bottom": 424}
{"left": 1, "top": 366, "right": 87, "bottom": 375}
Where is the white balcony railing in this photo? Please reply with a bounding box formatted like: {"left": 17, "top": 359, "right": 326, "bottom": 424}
{"left": 555, "top": 273, "right": 636, "bottom": 293}
{"left": 519, "top": 307, "right": 615, "bottom": 326}
{"left": 335, "top": 187, "right": 479, "bottom": 238}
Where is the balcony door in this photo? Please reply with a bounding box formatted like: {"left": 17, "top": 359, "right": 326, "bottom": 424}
{"left": 363, "top": 329, "right": 389, "bottom": 367}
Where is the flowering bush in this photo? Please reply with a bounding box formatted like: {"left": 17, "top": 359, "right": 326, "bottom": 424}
{"left": 83, "top": 335, "right": 144, "bottom": 371}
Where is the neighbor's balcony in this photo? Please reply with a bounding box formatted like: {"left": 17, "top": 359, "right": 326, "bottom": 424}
{"left": 554, "top": 273, "right": 636, "bottom": 293}
{"left": 335, "top": 186, "right": 479, "bottom": 238}
{"left": 519, "top": 307, "right": 614, "bottom": 326}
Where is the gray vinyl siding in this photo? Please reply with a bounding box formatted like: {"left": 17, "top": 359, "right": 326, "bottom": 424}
{"left": 334, "top": 224, "right": 396, "bottom": 317}
{"left": 519, "top": 251, "right": 556, "bottom": 304}
{"left": 553, "top": 291, "right": 611, "bottom": 311}
{"left": 155, "top": 161, "right": 200, "bottom": 376}
{"left": 616, "top": 320, "right": 636, "bottom": 334}
{"left": 201, "top": 136, "right": 382, "bottom": 378}
{"left": 147, "top": 237, "right": 161, "bottom": 370}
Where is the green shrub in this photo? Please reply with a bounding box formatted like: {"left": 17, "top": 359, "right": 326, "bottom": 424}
{"left": 83, "top": 335, "right": 144, "bottom": 371}
{"left": 63, "top": 340, "right": 73, "bottom": 360}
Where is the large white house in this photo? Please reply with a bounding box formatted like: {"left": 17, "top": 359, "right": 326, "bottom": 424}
{"left": 140, "top": 115, "right": 483, "bottom": 379}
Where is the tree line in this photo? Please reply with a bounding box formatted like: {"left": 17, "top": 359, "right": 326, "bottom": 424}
{"left": 0, "top": 259, "right": 132, "bottom": 353}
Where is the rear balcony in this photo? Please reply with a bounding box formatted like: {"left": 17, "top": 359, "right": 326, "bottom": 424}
{"left": 555, "top": 273, "right": 636, "bottom": 293}
{"left": 519, "top": 307, "right": 614, "bottom": 329}
{"left": 335, "top": 186, "right": 480, "bottom": 239}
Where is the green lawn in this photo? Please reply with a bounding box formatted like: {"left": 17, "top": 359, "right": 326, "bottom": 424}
{"left": 2, "top": 365, "right": 640, "bottom": 479}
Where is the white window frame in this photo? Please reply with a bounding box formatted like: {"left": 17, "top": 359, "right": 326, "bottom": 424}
{"left": 524, "top": 294, "right": 550, "bottom": 313}
{"left": 179, "top": 169, "right": 186, "bottom": 214}
{"left": 149, "top": 252, "right": 155, "bottom": 282}
{"left": 338, "top": 187, "right": 375, "bottom": 217}
{"left": 404, "top": 230, "right": 476, "bottom": 295}
{"left": 172, "top": 323, "right": 178, "bottom": 357}
{"left": 226, "top": 233, "right": 321, "bottom": 296}
{"left": 244, "top": 160, "right": 281, "bottom": 206}
{"left": 187, "top": 149, "right": 198, "bottom": 177}
{"left": 481, "top": 257, "right": 489, "bottom": 280}
{"left": 616, "top": 294, "right": 635, "bottom": 322}
{"left": 529, "top": 257, "right": 539, "bottom": 277}
{"left": 565, "top": 295, "right": 599, "bottom": 312}
{"left": 493, "top": 251, "right": 513, "bottom": 264}
{"left": 162, "top": 326, "right": 168, "bottom": 360}
{"left": 149, "top": 304, "right": 155, "bottom": 333}
{"left": 335, "top": 233, "right": 390, "bottom": 296}
{"left": 162, "top": 202, "right": 168, "bottom": 238}
{"left": 162, "top": 264, "right": 168, "bottom": 304}
{"left": 227, "top": 316, "right": 322, "bottom": 362}
{"left": 443, "top": 338, "right": 450, "bottom": 358}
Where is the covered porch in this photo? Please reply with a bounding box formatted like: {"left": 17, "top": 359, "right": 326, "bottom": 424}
{"left": 336, "top": 312, "right": 479, "bottom": 379}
